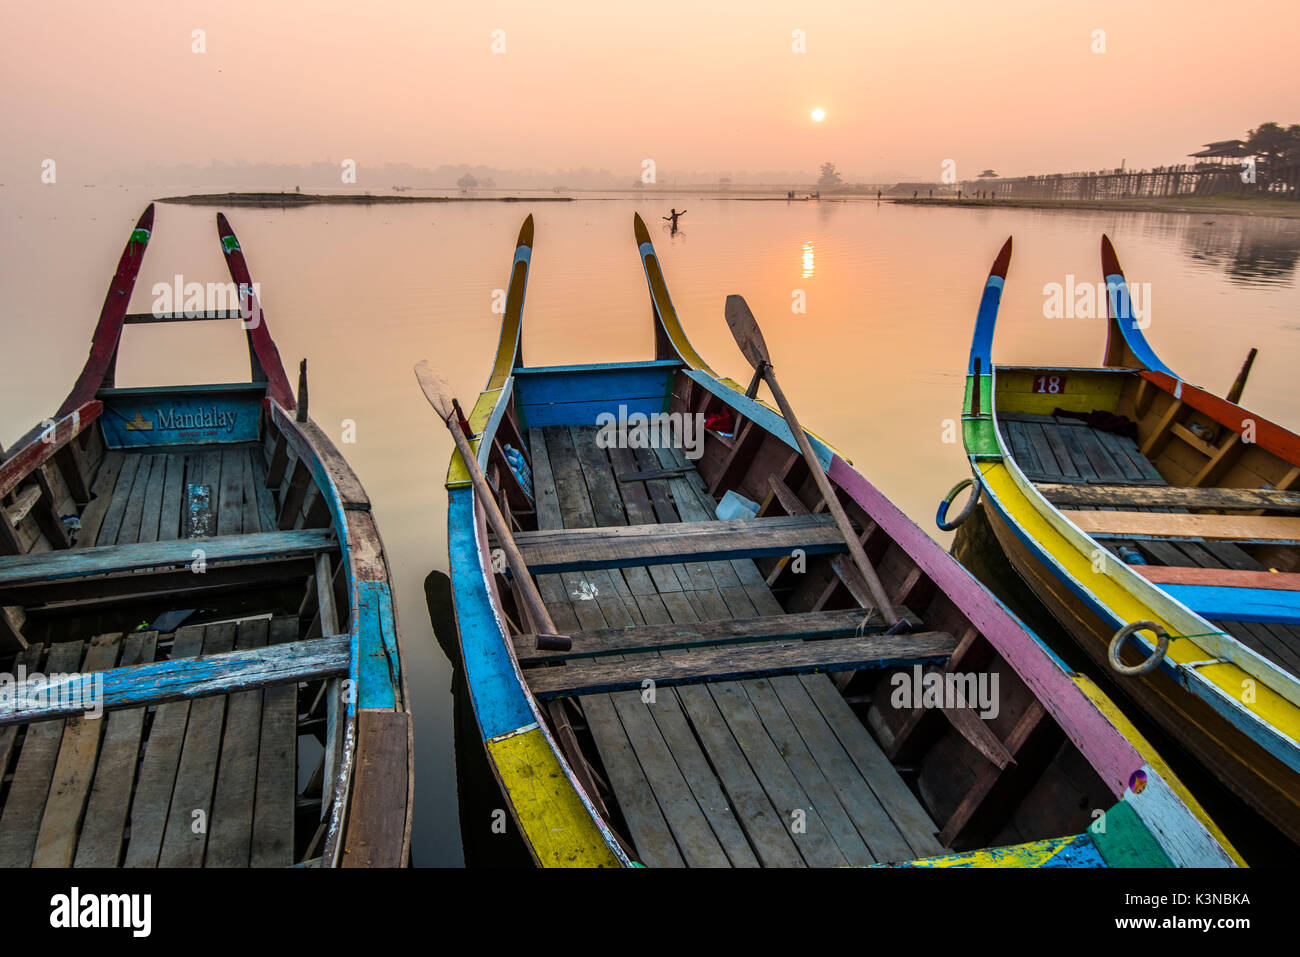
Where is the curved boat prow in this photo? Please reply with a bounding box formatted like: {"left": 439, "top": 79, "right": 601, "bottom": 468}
{"left": 486, "top": 214, "right": 533, "bottom": 389}
{"left": 57, "top": 204, "right": 156, "bottom": 418}
{"left": 967, "top": 236, "right": 1013, "bottom": 375}
{"left": 1100, "top": 234, "right": 1176, "bottom": 376}
{"left": 216, "top": 213, "right": 297, "bottom": 410}
{"left": 632, "top": 212, "right": 718, "bottom": 375}
{"left": 962, "top": 238, "right": 1012, "bottom": 462}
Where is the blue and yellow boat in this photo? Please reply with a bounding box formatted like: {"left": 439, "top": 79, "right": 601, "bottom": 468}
{"left": 440, "top": 214, "right": 1240, "bottom": 868}
{"left": 955, "top": 234, "right": 1300, "bottom": 848}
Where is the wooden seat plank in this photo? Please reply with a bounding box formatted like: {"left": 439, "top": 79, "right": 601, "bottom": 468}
{"left": 73, "top": 631, "right": 158, "bottom": 867}
{"left": 0, "top": 527, "right": 337, "bottom": 590}
{"left": 1066, "top": 510, "right": 1300, "bottom": 544}
{"left": 527, "top": 631, "right": 956, "bottom": 699}
{"left": 32, "top": 632, "right": 123, "bottom": 866}
{"left": 514, "top": 607, "right": 904, "bottom": 664}
{"left": 1042, "top": 483, "right": 1300, "bottom": 512}
{"left": 513, "top": 513, "right": 846, "bottom": 574}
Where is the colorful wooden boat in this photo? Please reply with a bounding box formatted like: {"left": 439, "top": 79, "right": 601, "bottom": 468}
{"left": 0, "top": 205, "right": 411, "bottom": 867}
{"left": 440, "top": 213, "right": 1241, "bottom": 868}
{"left": 955, "top": 234, "right": 1300, "bottom": 848}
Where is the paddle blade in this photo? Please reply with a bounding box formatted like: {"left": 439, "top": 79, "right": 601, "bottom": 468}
{"left": 414, "top": 360, "right": 456, "bottom": 420}
{"left": 724, "top": 294, "right": 771, "bottom": 370}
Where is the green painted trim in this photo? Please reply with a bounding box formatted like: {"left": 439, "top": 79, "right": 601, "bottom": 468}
{"left": 1090, "top": 800, "right": 1175, "bottom": 868}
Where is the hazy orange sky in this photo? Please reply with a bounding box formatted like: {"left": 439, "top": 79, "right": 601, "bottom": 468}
{"left": 4, "top": 0, "right": 1297, "bottom": 182}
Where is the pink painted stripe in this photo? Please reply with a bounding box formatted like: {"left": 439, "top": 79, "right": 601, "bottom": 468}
{"left": 828, "top": 454, "right": 1144, "bottom": 797}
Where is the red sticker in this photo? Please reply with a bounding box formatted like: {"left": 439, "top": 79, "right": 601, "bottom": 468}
{"left": 1033, "top": 374, "right": 1067, "bottom": 394}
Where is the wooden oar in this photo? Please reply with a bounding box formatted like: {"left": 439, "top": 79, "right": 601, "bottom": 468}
{"left": 723, "top": 295, "right": 905, "bottom": 630}
{"left": 414, "top": 360, "right": 571, "bottom": 651}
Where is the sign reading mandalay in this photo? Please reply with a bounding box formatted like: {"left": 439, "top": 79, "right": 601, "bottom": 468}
{"left": 99, "top": 388, "right": 263, "bottom": 449}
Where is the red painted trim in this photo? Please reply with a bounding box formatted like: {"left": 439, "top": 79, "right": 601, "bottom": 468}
{"left": 1135, "top": 565, "right": 1300, "bottom": 592}
{"left": 1140, "top": 370, "right": 1300, "bottom": 465}
{"left": 0, "top": 402, "right": 102, "bottom": 499}
{"left": 827, "top": 453, "right": 1145, "bottom": 798}
{"left": 216, "top": 213, "right": 296, "bottom": 411}
{"left": 57, "top": 206, "right": 155, "bottom": 418}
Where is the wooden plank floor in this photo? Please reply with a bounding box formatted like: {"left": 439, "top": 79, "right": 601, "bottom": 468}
{"left": 523, "top": 426, "right": 944, "bottom": 867}
{"left": 1000, "top": 413, "right": 1164, "bottom": 486}
{"left": 1004, "top": 415, "right": 1300, "bottom": 679}
{"left": 78, "top": 445, "right": 279, "bottom": 548}
{"left": 0, "top": 616, "right": 302, "bottom": 867}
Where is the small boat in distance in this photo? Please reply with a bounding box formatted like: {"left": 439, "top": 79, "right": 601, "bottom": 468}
{"left": 433, "top": 212, "right": 1239, "bottom": 868}
{"left": 0, "top": 205, "right": 411, "bottom": 867}
{"left": 954, "top": 233, "right": 1300, "bottom": 849}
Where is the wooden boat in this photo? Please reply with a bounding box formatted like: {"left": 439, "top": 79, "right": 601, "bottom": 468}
{"left": 0, "top": 205, "right": 411, "bottom": 867}
{"left": 438, "top": 213, "right": 1241, "bottom": 868}
{"left": 955, "top": 234, "right": 1300, "bottom": 848}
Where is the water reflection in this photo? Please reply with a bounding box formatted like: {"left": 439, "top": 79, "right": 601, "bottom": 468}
{"left": 1180, "top": 218, "right": 1300, "bottom": 285}
{"left": 801, "top": 242, "right": 815, "bottom": 279}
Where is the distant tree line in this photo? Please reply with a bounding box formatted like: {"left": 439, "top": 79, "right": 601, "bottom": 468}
{"left": 1245, "top": 122, "right": 1300, "bottom": 188}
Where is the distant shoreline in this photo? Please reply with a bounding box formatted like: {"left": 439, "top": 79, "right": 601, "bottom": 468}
{"left": 889, "top": 195, "right": 1300, "bottom": 220}
{"left": 156, "top": 192, "right": 575, "bottom": 208}
{"left": 152, "top": 189, "right": 1300, "bottom": 219}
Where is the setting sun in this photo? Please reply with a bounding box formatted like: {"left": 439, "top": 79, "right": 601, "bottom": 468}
{"left": 811, "top": 108, "right": 825, "bottom": 122}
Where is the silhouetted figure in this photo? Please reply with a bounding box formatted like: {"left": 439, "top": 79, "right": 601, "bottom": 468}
{"left": 663, "top": 208, "right": 687, "bottom": 232}
{"left": 913, "top": 190, "right": 918, "bottom": 199}
{"left": 877, "top": 189, "right": 881, "bottom": 200}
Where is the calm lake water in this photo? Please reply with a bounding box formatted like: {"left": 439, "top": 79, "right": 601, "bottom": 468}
{"left": 2, "top": 187, "right": 1298, "bottom": 865}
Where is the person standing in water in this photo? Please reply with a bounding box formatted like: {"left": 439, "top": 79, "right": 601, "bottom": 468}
{"left": 663, "top": 208, "right": 687, "bottom": 232}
